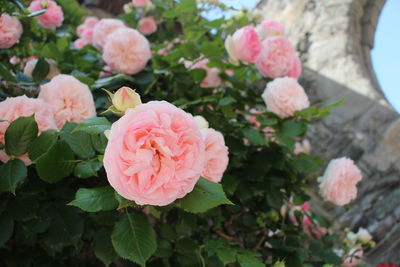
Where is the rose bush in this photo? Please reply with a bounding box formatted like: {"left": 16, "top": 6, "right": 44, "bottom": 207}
{"left": 0, "top": 0, "right": 374, "bottom": 266}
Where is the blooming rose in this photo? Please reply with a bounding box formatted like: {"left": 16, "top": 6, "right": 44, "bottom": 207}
{"left": 255, "top": 36, "right": 300, "bottom": 79}
{"left": 9, "top": 56, "right": 21, "bottom": 65}
{"left": 0, "top": 95, "right": 58, "bottom": 165}
{"left": 190, "top": 59, "right": 222, "bottom": 88}
{"left": 318, "top": 157, "right": 363, "bottom": 206}
{"left": 38, "top": 74, "right": 96, "bottom": 128}
{"left": 92, "top": 19, "right": 126, "bottom": 51}
{"left": 103, "top": 101, "right": 205, "bottom": 206}
{"left": 0, "top": 14, "right": 23, "bottom": 49}
{"left": 256, "top": 20, "right": 285, "bottom": 40}
{"left": 294, "top": 139, "right": 311, "bottom": 155}
{"left": 138, "top": 16, "right": 157, "bottom": 35}
{"left": 23, "top": 58, "right": 60, "bottom": 80}
{"left": 132, "top": 0, "right": 150, "bottom": 7}
{"left": 262, "top": 77, "right": 310, "bottom": 118}
{"left": 287, "top": 55, "right": 302, "bottom": 79}
{"left": 343, "top": 249, "right": 363, "bottom": 267}
{"left": 200, "top": 128, "right": 229, "bottom": 183}
{"left": 225, "top": 25, "right": 261, "bottom": 64}
{"left": 83, "top": 16, "right": 99, "bottom": 28}
{"left": 356, "top": 228, "right": 372, "bottom": 244}
{"left": 102, "top": 28, "right": 151, "bottom": 75}
{"left": 74, "top": 39, "right": 89, "bottom": 50}
{"left": 28, "top": 0, "right": 64, "bottom": 30}
{"left": 194, "top": 115, "right": 209, "bottom": 129}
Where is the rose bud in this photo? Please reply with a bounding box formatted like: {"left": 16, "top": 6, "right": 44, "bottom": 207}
{"left": 112, "top": 86, "right": 142, "bottom": 113}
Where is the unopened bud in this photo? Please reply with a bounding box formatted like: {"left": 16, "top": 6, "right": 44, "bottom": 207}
{"left": 112, "top": 86, "right": 142, "bottom": 113}
{"left": 194, "top": 115, "right": 209, "bottom": 129}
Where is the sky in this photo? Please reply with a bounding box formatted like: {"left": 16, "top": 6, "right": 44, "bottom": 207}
{"left": 371, "top": 0, "right": 400, "bottom": 112}
{"left": 216, "top": 0, "right": 400, "bottom": 112}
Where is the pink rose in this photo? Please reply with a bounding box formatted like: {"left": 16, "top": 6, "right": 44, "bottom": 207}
{"left": 256, "top": 20, "right": 285, "bottom": 40}
{"left": 318, "top": 157, "right": 363, "bottom": 206}
{"left": 83, "top": 16, "right": 99, "bottom": 28}
{"left": 294, "top": 139, "right": 311, "bottom": 155}
{"left": 102, "top": 28, "right": 151, "bottom": 75}
{"left": 38, "top": 74, "right": 96, "bottom": 129}
{"left": 132, "top": 0, "right": 150, "bottom": 7}
{"left": 287, "top": 55, "right": 302, "bottom": 79}
{"left": 0, "top": 95, "right": 58, "bottom": 165}
{"left": 200, "top": 128, "right": 229, "bottom": 183}
{"left": 190, "top": 59, "right": 222, "bottom": 88}
{"left": 138, "top": 16, "right": 157, "bottom": 35}
{"left": 74, "top": 38, "right": 89, "bottom": 50}
{"left": 0, "top": 14, "right": 23, "bottom": 49}
{"left": 99, "top": 65, "right": 113, "bottom": 77}
{"left": 9, "top": 56, "right": 21, "bottom": 65}
{"left": 262, "top": 77, "right": 309, "bottom": 118}
{"left": 92, "top": 19, "right": 126, "bottom": 51}
{"left": 103, "top": 101, "right": 205, "bottom": 206}
{"left": 225, "top": 25, "right": 261, "bottom": 64}
{"left": 23, "top": 58, "right": 60, "bottom": 80}
{"left": 301, "top": 202, "right": 310, "bottom": 212}
{"left": 343, "top": 249, "right": 363, "bottom": 267}
{"left": 255, "top": 36, "right": 299, "bottom": 79}
{"left": 28, "top": 0, "right": 64, "bottom": 30}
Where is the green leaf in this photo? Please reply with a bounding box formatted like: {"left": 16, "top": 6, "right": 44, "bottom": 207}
{"left": 68, "top": 187, "right": 118, "bottom": 212}
{"left": 279, "top": 120, "right": 306, "bottom": 137}
{"left": 72, "top": 117, "right": 111, "bottom": 134}
{"left": 289, "top": 157, "right": 319, "bottom": 173}
{"left": 5, "top": 115, "right": 38, "bottom": 156}
{"left": 61, "top": 122, "right": 95, "bottom": 159}
{"left": 56, "top": 36, "right": 69, "bottom": 52}
{"left": 218, "top": 97, "right": 236, "bottom": 106}
{"left": 111, "top": 213, "right": 157, "bottom": 266}
{"left": 114, "top": 192, "right": 138, "bottom": 209}
{"left": 32, "top": 58, "right": 50, "bottom": 82}
{"left": 94, "top": 228, "right": 118, "bottom": 267}
{"left": 0, "top": 212, "right": 14, "bottom": 246}
{"left": 176, "top": 178, "right": 233, "bottom": 213}
{"left": 241, "top": 128, "right": 268, "bottom": 146}
{"left": 176, "top": 0, "right": 197, "bottom": 13}
{"left": 189, "top": 69, "right": 206, "bottom": 83}
{"left": 0, "top": 63, "right": 16, "bottom": 82}
{"left": 237, "top": 254, "right": 264, "bottom": 267}
{"left": 216, "top": 248, "right": 236, "bottom": 265}
{"left": 27, "top": 130, "right": 58, "bottom": 161}
{"left": 0, "top": 159, "right": 27, "bottom": 195}
{"left": 35, "top": 141, "right": 75, "bottom": 183}
{"left": 73, "top": 161, "right": 102, "bottom": 178}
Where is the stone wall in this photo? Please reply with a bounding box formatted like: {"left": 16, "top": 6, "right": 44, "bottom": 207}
{"left": 257, "top": 0, "right": 400, "bottom": 265}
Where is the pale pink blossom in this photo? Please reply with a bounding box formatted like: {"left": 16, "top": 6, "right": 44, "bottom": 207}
{"left": 23, "top": 58, "right": 60, "bottom": 80}
{"left": 102, "top": 28, "right": 151, "bottom": 75}
{"left": 0, "top": 95, "right": 58, "bottom": 165}
{"left": 201, "top": 128, "right": 229, "bottom": 183}
{"left": 256, "top": 20, "right": 285, "bottom": 40}
{"left": 38, "top": 74, "right": 96, "bottom": 128}
{"left": 343, "top": 249, "right": 363, "bottom": 267}
{"left": 294, "top": 139, "right": 311, "bottom": 155}
{"left": 92, "top": 19, "right": 126, "bottom": 51}
{"left": 318, "top": 157, "right": 363, "bottom": 206}
{"left": 99, "top": 65, "right": 113, "bottom": 77}
{"left": 9, "top": 56, "right": 21, "bottom": 65}
{"left": 28, "top": 0, "right": 64, "bottom": 30}
{"left": 132, "top": 0, "right": 150, "bottom": 7}
{"left": 83, "top": 16, "right": 99, "bottom": 28}
{"left": 255, "top": 36, "right": 299, "bottom": 79}
{"left": 262, "top": 77, "right": 310, "bottom": 118}
{"left": 103, "top": 101, "right": 205, "bottom": 206}
{"left": 74, "top": 38, "right": 89, "bottom": 50}
{"left": 287, "top": 55, "right": 302, "bottom": 79}
{"left": 0, "top": 14, "right": 23, "bottom": 49}
{"left": 138, "top": 16, "right": 157, "bottom": 35}
{"left": 190, "top": 59, "right": 222, "bottom": 88}
{"left": 225, "top": 25, "right": 261, "bottom": 64}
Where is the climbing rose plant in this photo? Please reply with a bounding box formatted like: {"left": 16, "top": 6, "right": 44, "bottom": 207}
{"left": 0, "top": 0, "right": 375, "bottom": 266}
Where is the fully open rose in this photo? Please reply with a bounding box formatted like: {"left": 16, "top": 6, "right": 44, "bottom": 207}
{"left": 28, "top": 0, "right": 64, "bottom": 30}
{"left": 103, "top": 101, "right": 205, "bottom": 206}
{"left": 0, "top": 95, "right": 58, "bottom": 165}
{"left": 38, "top": 74, "right": 96, "bottom": 128}
{"left": 0, "top": 14, "right": 23, "bottom": 49}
